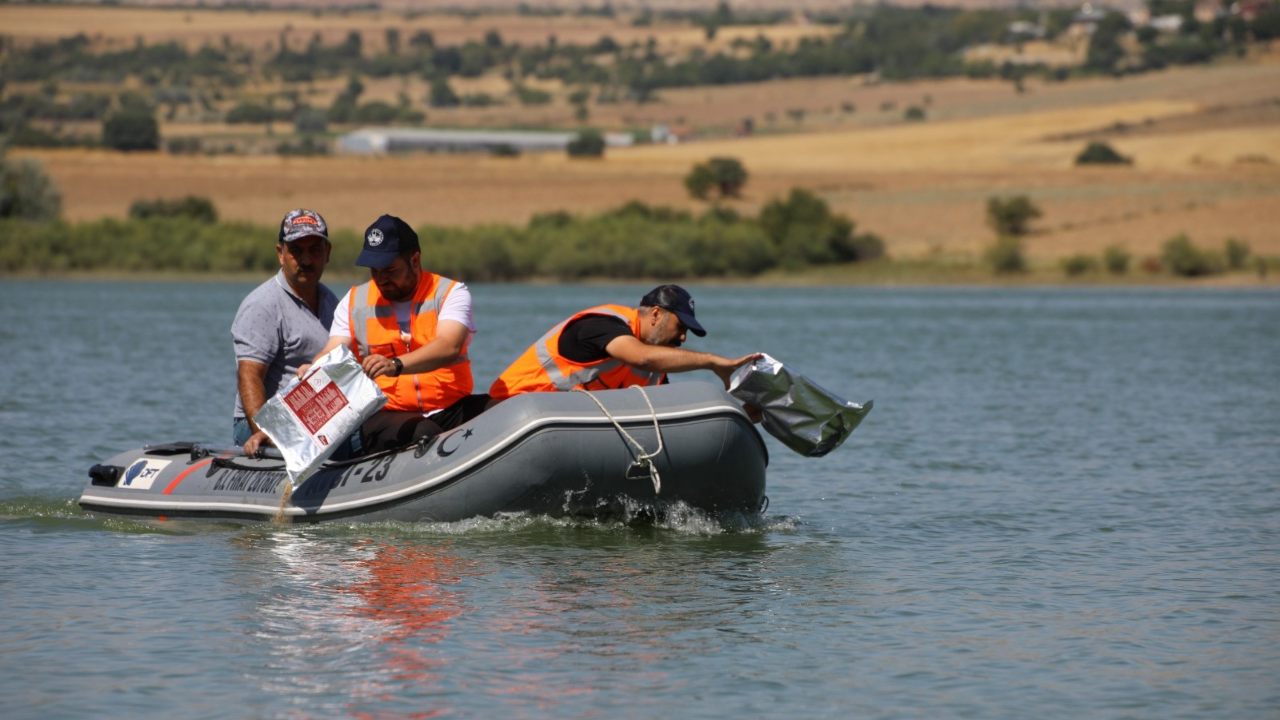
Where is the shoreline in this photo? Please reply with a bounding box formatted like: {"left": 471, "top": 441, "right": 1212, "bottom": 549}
{"left": 3, "top": 266, "right": 1275, "bottom": 289}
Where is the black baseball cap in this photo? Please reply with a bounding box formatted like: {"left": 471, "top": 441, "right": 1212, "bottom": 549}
{"left": 278, "top": 209, "right": 328, "bottom": 243}
{"left": 356, "top": 214, "right": 420, "bottom": 269}
{"left": 640, "top": 284, "right": 706, "bottom": 337}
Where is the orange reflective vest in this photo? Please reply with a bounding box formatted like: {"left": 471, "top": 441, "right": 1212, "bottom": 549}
{"left": 488, "top": 304, "right": 664, "bottom": 400}
{"left": 347, "top": 271, "right": 473, "bottom": 412}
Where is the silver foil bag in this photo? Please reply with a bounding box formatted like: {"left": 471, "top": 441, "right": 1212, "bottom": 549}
{"left": 728, "top": 354, "right": 872, "bottom": 458}
{"left": 254, "top": 344, "right": 387, "bottom": 486}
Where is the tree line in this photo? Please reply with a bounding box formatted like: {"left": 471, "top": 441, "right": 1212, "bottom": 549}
{"left": 5, "top": 0, "right": 1278, "bottom": 146}
{"left": 0, "top": 191, "right": 882, "bottom": 280}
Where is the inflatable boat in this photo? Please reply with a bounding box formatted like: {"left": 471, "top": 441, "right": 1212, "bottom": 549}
{"left": 79, "top": 383, "right": 768, "bottom": 524}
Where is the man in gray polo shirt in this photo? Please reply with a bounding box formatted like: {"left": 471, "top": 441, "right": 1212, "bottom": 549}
{"left": 231, "top": 208, "right": 338, "bottom": 455}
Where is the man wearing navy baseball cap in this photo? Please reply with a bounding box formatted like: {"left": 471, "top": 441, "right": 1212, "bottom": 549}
{"left": 304, "top": 214, "right": 486, "bottom": 453}
{"left": 489, "top": 283, "right": 761, "bottom": 401}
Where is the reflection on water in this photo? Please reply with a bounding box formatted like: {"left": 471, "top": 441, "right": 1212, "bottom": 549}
{"left": 242, "top": 532, "right": 466, "bottom": 718}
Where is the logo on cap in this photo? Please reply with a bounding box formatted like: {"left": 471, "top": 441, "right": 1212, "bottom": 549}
{"left": 367, "top": 228, "right": 384, "bottom": 247}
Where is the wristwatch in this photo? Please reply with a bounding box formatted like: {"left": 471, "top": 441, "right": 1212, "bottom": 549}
{"left": 390, "top": 357, "right": 404, "bottom": 376}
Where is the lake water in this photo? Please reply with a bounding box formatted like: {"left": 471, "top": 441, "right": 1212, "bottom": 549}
{"left": 1, "top": 280, "right": 1277, "bottom": 719}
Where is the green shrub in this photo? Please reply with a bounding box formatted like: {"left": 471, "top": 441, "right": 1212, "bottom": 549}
{"left": 986, "top": 195, "right": 1042, "bottom": 236}
{"left": 1103, "top": 245, "right": 1130, "bottom": 274}
{"left": 102, "top": 106, "right": 159, "bottom": 151}
{"left": 1076, "top": 141, "right": 1132, "bottom": 165}
{"left": 1161, "top": 234, "right": 1223, "bottom": 277}
{"left": 985, "top": 235, "right": 1027, "bottom": 274}
{"left": 225, "top": 101, "right": 276, "bottom": 124}
{"left": 685, "top": 157, "right": 748, "bottom": 201}
{"left": 1224, "top": 237, "right": 1250, "bottom": 270}
{"left": 428, "top": 77, "right": 460, "bottom": 108}
{"left": 128, "top": 195, "right": 218, "bottom": 222}
{"left": 276, "top": 137, "right": 329, "bottom": 156}
{"left": 166, "top": 137, "right": 202, "bottom": 155}
{"left": 760, "top": 188, "right": 874, "bottom": 266}
{"left": 513, "top": 85, "right": 552, "bottom": 106}
{"left": 0, "top": 152, "right": 62, "bottom": 221}
{"left": 903, "top": 105, "right": 926, "bottom": 121}
{"left": 294, "top": 108, "right": 328, "bottom": 134}
{"left": 352, "top": 101, "right": 399, "bottom": 123}
{"left": 1061, "top": 253, "right": 1098, "bottom": 276}
{"left": 566, "top": 129, "right": 605, "bottom": 158}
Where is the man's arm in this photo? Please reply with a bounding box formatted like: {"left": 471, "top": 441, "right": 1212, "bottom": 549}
{"left": 604, "top": 335, "right": 760, "bottom": 388}
{"left": 362, "top": 320, "right": 469, "bottom": 380}
{"left": 237, "top": 360, "right": 269, "bottom": 432}
{"left": 237, "top": 360, "right": 273, "bottom": 455}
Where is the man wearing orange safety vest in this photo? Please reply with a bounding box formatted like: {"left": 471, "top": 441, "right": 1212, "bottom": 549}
{"left": 489, "top": 284, "right": 762, "bottom": 401}
{"left": 304, "top": 214, "right": 487, "bottom": 453}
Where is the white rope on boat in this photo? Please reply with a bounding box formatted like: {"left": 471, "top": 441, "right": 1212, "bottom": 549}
{"left": 573, "top": 385, "right": 664, "bottom": 494}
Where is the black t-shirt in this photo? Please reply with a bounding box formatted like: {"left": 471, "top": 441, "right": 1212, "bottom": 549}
{"left": 557, "top": 315, "right": 631, "bottom": 363}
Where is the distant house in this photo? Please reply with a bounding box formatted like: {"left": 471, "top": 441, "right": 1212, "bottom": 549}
{"left": 337, "top": 127, "right": 634, "bottom": 155}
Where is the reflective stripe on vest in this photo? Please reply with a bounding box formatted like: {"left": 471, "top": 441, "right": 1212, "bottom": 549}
{"left": 489, "top": 305, "right": 664, "bottom": 399}
{"left": 347, "top": 271, "right": 473, "bottom": 412}
{"left": 351, "top": 277, "right": 456, "bottom": 356}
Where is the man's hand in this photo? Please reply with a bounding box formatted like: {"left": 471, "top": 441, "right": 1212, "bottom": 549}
{"left": 362, "top": 353, "right": 400, "bottom": 380}
{"left": 711, "top": 352, "right": 764, "bottom": 389}
{"left": 243, "top": 430, "right": 273, "bottom": 457}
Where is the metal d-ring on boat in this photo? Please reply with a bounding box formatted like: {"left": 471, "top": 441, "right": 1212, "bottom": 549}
{"left": 79, "top": 382, "right": 768, "bottom": 524}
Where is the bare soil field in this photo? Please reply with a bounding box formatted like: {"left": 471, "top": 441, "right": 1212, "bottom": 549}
{"left": 16, "top": 60, "right": 1280, "bottom": 265}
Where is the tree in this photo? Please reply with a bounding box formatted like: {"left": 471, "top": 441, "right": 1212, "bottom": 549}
{"left": 1162, "top": 234, "right": 1223, "bottom": 276}
{"left": 986, "top": 195, "right": 1042, "bottom": 236}
{"left": 1086, "top": 12, "right": 1132, "bottom": 73}
{"left": 758, "top": 187, "right": 880, "bottom": 266}
{"left": 684, "top": 157, "right": 748, "bottom": 201}
{"left": 0, "top": 147, "right": 62, "bottom": 220}
{"left": 429, "top": 77, "right": 460, "bottom": 108}
{"left": 1103, "top": 245, "right": 1131, "bottom": 274}
{"left": 327, "top": 75, "right": 366, "bottom": 123}
{"left": 102, "top": 106, "right": 159, "bottom": 151}
{"left": 567, "top": 129, "right": 605, "bottom": 158}
{"left": 684, "top": 163, "right": 716, "bottom": 201}
{"left": 1076, "top": 141, "right": 1131, "bottom": 165}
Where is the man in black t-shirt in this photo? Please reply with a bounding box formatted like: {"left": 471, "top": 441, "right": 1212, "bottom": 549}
{"left": 489, "top": 284, "right": 761, "bottom": 400}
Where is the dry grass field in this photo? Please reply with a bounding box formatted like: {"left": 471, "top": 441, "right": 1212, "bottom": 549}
{"left": 8, "top": 0, "right": 1279, "bottom": 269}
{"left": 0, "top": 4, "right": 836, "bottom": 56}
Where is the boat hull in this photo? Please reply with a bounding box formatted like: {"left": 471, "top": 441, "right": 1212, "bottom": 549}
{"left": 79, "top": 383, "right": 768, "bottom": 523}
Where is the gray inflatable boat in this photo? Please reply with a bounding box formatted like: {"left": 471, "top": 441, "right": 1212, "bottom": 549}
{"left": 79, "top": 383, "right": 768, "bottom": 523}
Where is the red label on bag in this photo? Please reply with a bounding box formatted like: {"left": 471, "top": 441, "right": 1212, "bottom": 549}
{"left": 284, "top": 380, "right": 350, "bottom": 435}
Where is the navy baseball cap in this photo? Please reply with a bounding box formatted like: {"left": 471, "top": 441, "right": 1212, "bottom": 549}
{"left": 640, "top": 284, "right": 706, "bottom": 337}
{"left": 278, "top": 209, "right": 328, "bottom": 243}
{"left": 356, "top": 214, "right": 420, "bottom": 269}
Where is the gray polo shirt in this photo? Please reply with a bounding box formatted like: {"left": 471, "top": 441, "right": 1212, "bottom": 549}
{"left": 231, "top": 270, "right": 338, "bottom": 419}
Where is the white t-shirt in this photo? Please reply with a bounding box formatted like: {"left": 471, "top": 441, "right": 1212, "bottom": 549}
{"left": 330, "top": 280, "right": 475, "bottom": 417}
{"left": 330, "top": 280, "right": 476, "bottom": 341}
